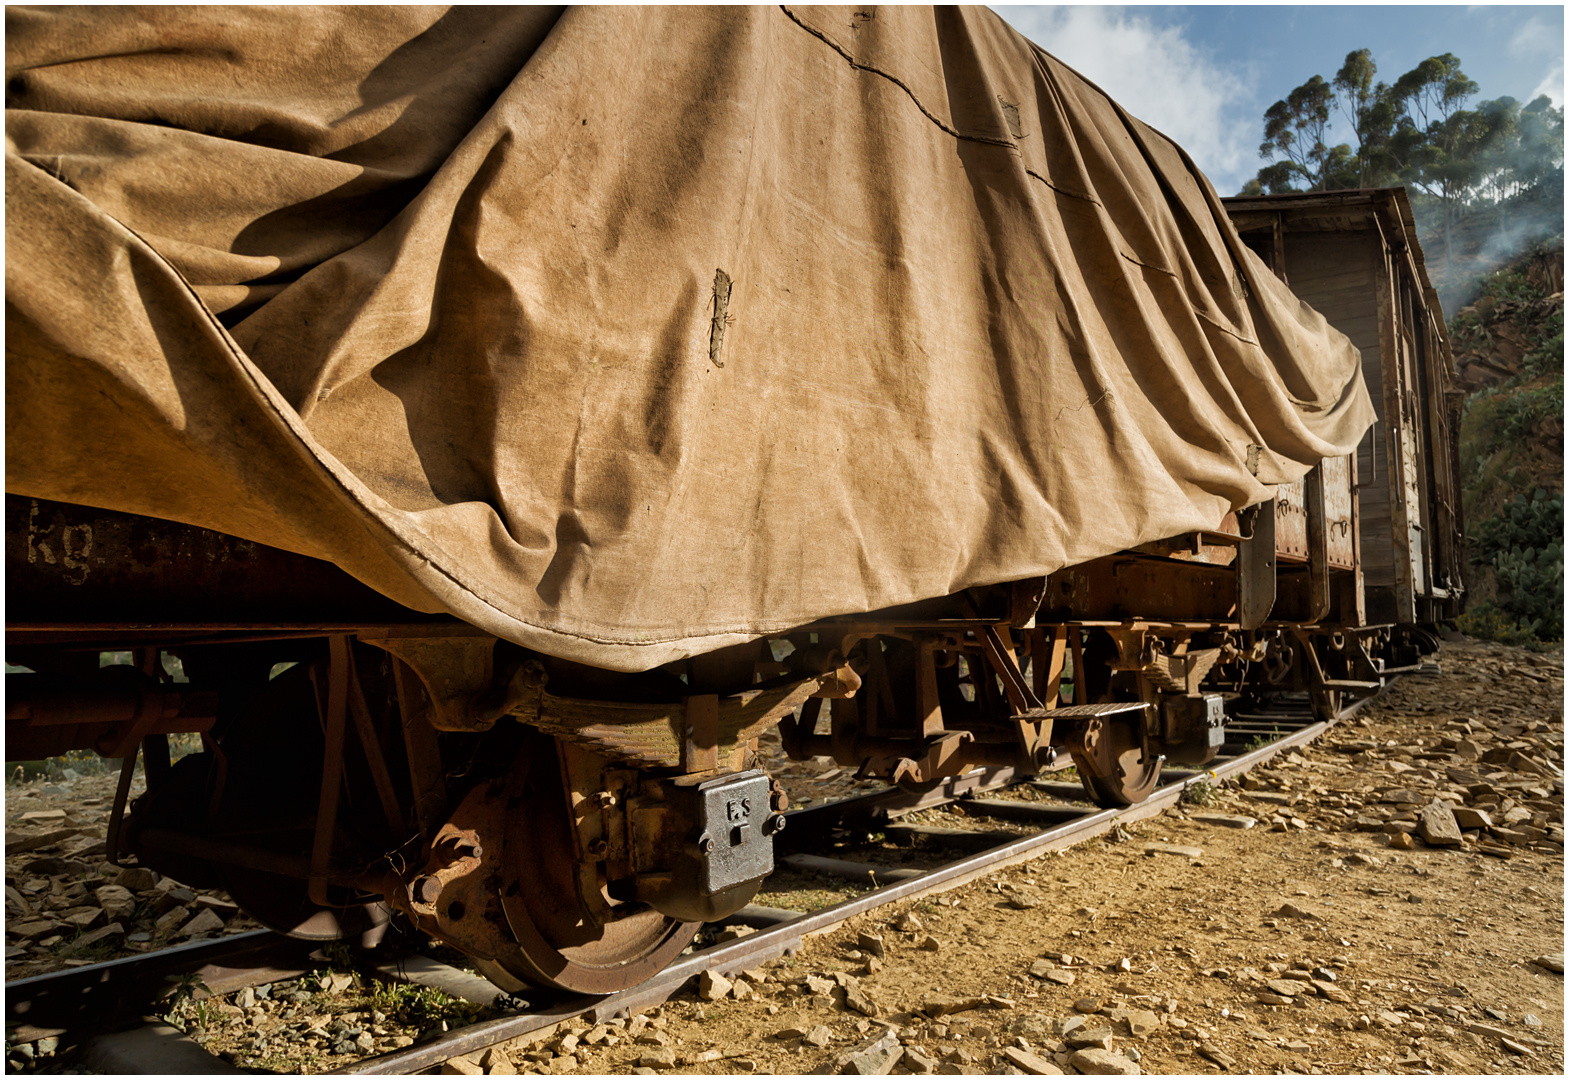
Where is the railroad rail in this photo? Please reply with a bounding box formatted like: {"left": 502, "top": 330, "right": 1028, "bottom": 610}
{"left": 5, "top": 691, "right": 1366, "bottom": 1075}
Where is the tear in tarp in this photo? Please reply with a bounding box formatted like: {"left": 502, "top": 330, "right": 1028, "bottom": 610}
{"left": 5, "top": 6, "right": 1374, "bottom": 671}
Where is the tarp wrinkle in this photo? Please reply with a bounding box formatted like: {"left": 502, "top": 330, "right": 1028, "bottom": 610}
{"left": 5, "top": 5, "right": 1373, "bottom": 672}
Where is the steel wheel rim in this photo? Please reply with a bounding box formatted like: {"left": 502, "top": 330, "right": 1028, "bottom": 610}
{"left": 490, "top": 735, "right": 698, "bottom": 993}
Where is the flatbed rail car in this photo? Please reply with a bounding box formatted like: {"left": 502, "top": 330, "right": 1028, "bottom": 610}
{"left": 5, "top": 185, "right": 1460, "bottom": 994}
{"left": 7, "top": 5, "right": 1458, "bottom": 1000}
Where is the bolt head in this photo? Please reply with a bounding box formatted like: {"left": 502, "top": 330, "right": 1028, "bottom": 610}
{"left": 414, "top": 875, "right": 443, "bottom": 904}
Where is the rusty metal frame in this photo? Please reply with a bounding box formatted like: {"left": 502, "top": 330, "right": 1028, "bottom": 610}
{"left": 391, "top": 657, "right": 447, "bottom": 840}
{"left": 308, "top": 636, "right": 352, "bottom": 908}
{"left": 1304, "top": 467, "right": 1331, "bottom": 622}
{"left": 682, "top": 694, "right": 720, "bottom": 773}
{"left": 1237, "top": 500, "right": 1277, "bottom": 629}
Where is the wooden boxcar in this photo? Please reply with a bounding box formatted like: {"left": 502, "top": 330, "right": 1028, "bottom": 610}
{"left": 1226, "top": 188, "right": 1467, "bottom": 629}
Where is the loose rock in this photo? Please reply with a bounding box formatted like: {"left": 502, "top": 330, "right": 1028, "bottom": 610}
{"left": 92, "top": 885, "right": 137, "bottom": 921}
{"left": 1066, "top": 1027, "right": 1113, "bottom": 1050}
{"left": 1265, "top": 978, "right": 1314, "bottom": 997}
{"left": 153, "top": 905, "right": 190, "bottom": 934}
{"left": 1418, "top": 802, "right": 1463, "bottom": 846}
{"left": 1187, "top": 813, "right": 1256, "bottom": 830}
{"left": 1197, "top": 1043, "right": 1236, "bottom": 1068}
{"left": 1000, "top": 1047, "right": 1063, "bottom": 1074}
{"left": 698, "top": 970, "right": 732, "bottom": 1001}
{"left": 176, "top": 908, "right": 225, "bottom": 938}
{"left": 1452, "top": 806, "right": 1493, "bottom": 830}
{"left": 822, "top": 1026, "right": 901, "bottom": 1075}
{"left": 56, "top": 921, "right": 124, "bottom": 957}
{"left": 1120, "top": 1010, "right": 1159, "bottom": 1037}
{"left": 1068, "top": 1047, "right": 1141, "bottom": 1075}
{"left": 844, "top": 985, "right": 881, "bottom": 1017}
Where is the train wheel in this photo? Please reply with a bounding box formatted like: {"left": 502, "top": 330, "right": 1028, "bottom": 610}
{"left": 485, "top": 734, "right": 699, "bottom": 994}
{"left": 1073, "top": 713, "right": 1162, "bottom": 808}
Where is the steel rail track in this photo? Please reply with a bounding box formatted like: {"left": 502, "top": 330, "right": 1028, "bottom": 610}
{"left": 4, "top": 930, "right": 322, "bottom": 1044}
{"left": 6, "top": 691, "right": 1372, "bottom": 1075}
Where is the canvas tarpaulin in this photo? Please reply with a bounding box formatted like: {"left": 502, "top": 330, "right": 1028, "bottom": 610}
{"left": 5, "top": 5, "right": 1375, "bottom": 671}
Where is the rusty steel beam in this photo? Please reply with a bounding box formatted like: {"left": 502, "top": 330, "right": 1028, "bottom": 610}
{"left": 5, "top": 673, "right": 218, "bottom": 759}
{"left": 6, "top": 496, "right": 438, "bottom": 630}
{"left": 1043, "top": 555, "right": 1239, "bottom": 624}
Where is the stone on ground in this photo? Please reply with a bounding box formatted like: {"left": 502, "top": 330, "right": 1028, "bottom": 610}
{"left": 1189, "top": 812, "right": 1256, "bottom": 829}
{"left": 698, "top": 969, "right": 732, "bottom": 1001}
{"left": 1068, "top": 1047, "right": 1141, "bottom": 1075}
{"left": 56, "top": 922, "right": 124, "bottom": 957}
{"left": 822, "top": 1026, "right": 900, "bottom": 1075}
{"left": 1000, "top": 1046, "right": 1063, "bottom": 1074}
{"left": 1418, "top": 802, "right": 1463, "bottom": 846}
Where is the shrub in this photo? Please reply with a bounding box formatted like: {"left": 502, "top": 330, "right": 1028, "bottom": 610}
{"left": 1466, "top": 488, "right": 1564, "bottom": 641}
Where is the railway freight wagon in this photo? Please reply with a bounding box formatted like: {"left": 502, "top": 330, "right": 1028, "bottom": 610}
{"left": 1225, "top": 189, "right": 1467, "bottom": 630}
{"left": 5, "top": 6, "right": 1457, "bottom": 994}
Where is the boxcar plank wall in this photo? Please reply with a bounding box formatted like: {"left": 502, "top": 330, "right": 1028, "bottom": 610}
{"left": 1285, "top": 230, "right": 1395, "bottom": 609}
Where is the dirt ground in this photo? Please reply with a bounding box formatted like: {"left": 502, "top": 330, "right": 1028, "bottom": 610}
{"left": 5, "top": 638, "right": 1564, "bottom": 1075}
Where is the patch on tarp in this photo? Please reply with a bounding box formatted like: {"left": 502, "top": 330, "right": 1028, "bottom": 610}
{"left": 709, "top": 269, "right": 734, "bottom": 368}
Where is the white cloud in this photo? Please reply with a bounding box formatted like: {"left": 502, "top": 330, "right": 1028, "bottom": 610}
{"left": 1529, "top": 60, "right": 1564, "bottom": 107}
{"left": 1510, "top": 17, "right": 1555, "bottom": 59}
{"left": 995, "top": 5, "right": 1258, "bottom": 193}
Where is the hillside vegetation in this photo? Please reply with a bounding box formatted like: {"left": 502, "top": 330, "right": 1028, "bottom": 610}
{"left": 1449, "top": 233, "right": 1564, "bottom": 643}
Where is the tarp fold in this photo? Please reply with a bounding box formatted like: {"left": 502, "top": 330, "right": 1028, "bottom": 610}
{"left": 5, "top": 5, "right": 1374, "bottom": 670}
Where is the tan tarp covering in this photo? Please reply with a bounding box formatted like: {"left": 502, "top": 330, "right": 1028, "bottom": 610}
{"left": 5, "top": 6, "right": 1375, "bottom": 671}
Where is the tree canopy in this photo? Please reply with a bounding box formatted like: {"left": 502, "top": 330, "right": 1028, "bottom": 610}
{"left": 1240, "top": 49, "right": 1564, "bottom": 269}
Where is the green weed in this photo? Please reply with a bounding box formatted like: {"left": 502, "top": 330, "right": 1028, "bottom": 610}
{"left": 368, "top": 981, "right": 478, "bottom": 1030}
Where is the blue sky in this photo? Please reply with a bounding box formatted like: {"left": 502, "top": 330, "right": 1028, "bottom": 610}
{"left": 994, "top": 4, "right": 1567, "bottom": 196}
